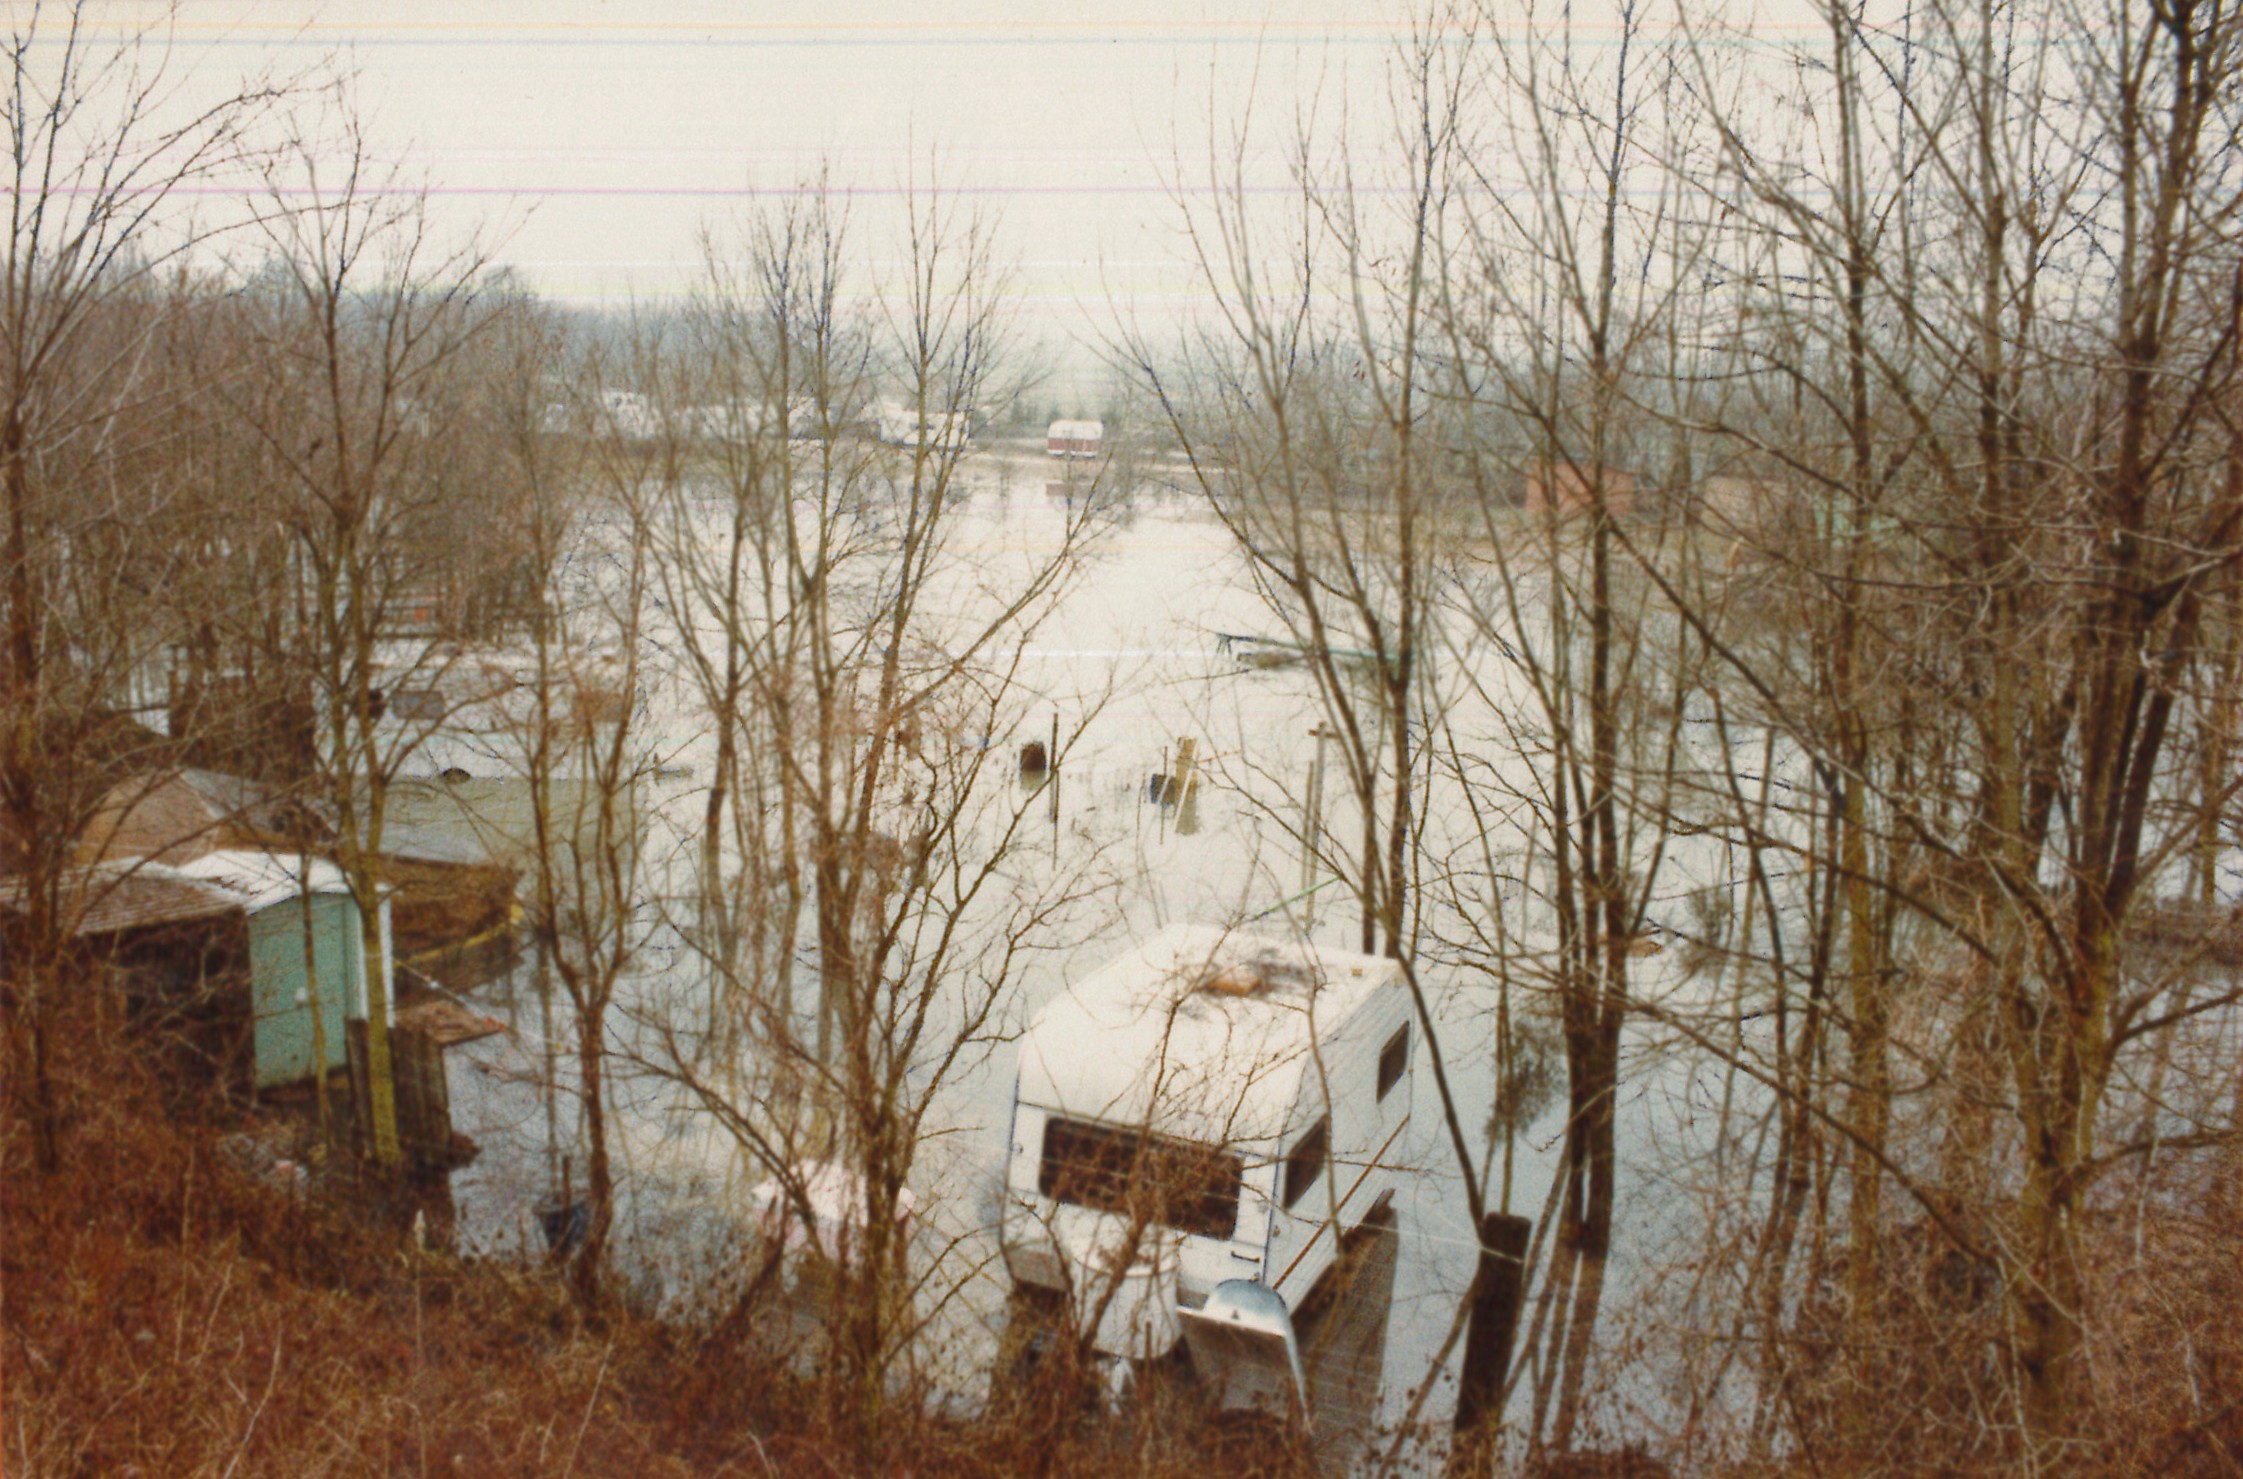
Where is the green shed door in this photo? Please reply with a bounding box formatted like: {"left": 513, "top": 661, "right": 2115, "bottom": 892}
{"left": 247, "top": 893, "right": 361, "bottom": 1089}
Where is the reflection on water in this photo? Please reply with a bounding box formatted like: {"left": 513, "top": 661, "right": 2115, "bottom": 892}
{"left": 426, "top": 453, "right": 1734, "bottom": 1470}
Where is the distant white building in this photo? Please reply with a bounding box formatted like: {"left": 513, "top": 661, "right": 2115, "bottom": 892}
{"left": 687, "top": 398, "right": 831, "bottom": 445}
{"left": 1046, "top": 419, "right": 1103, "bottom": 459}
{"left": 877, "top": 402, "right": 971, "bottom": 453}
{"left": 598, "top": 389, "right": 659, "bottom": 441}
{"left": 686, "top": 403, "right": 749, "bottom": 443}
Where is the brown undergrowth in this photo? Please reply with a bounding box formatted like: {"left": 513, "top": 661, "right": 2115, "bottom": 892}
{"left": 1747, "top": 1174, "right": 2243, "bottom": 1477}
{"left": 1, "top": 1009, "right": 1317, "bottom": 1478}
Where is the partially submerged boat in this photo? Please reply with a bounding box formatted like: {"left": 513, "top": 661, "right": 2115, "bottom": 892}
{"left": 1214, "top": 631, "right": 1382, "bottom": 671}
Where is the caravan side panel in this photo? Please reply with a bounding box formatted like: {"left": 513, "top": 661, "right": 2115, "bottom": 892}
{"left": 1261, "top": 973, "right": 1412, "bottom": 1304}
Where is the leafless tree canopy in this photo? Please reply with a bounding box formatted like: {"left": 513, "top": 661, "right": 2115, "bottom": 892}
{"left": 6, "top": 0, "right": 2243, "bottom": 1474}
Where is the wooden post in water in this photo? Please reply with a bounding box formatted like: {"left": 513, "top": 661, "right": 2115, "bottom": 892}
{"left": 1164, "top": 736, "right": 1197, "bottom": 805}
{"left": 1303, "top": 724, "right": 1330, "bottom": 928}
{"left": 1151, "top": 742, "right": 1168, "bottom": 841}
{"left": 1049, "top": 714, "right": 1061, "bottom": 847}
{"left": 1449, "top": 1211, "right": 1533, "bottom": 1479}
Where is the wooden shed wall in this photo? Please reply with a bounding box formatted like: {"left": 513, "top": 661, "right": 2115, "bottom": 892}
{"left": 246, "top": 892, "right": 361, "bottom": 1089}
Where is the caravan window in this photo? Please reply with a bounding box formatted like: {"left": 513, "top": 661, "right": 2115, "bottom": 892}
{"left": 1283, "top": 1117, "right": 1330, "bottom": 1209}
{"left": 1378, "top": 1024, "right": 1410, "bottom": 1100}
{"left": 1039, "top": 1117, "right": 1243, "bottom": 1239}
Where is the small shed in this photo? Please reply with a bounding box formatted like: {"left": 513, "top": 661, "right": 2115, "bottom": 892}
{"left": 1046, "top": 419, "right": 1104, "bottom": 459}
{"left": 80, "top": 767, "right": 517, "bottom": 992}
{"left": 230, "top": 861, "right": 378, "bottom": 1089}
{"left": 2, "top": 850, "right": 387, "bottom": 1092}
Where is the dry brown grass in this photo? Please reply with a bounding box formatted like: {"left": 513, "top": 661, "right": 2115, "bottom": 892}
{"left": 3, "top": 1026, "right": 708, "bottom": 1476}
{"left": 1, "top": 1003, "right": 1323, "bottom": 1478}
{"left": 1751, "top": 1179, "right": 2243, "bottom": 1478}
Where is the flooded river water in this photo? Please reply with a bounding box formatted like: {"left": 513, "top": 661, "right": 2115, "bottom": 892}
{"left": 419, "top": 446, "right": 1764, "bottom": 1468}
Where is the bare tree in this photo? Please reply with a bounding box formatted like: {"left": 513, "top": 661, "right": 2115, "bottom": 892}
{"left": 0, "top": 3, "right": 283, "bottom": 1171}
{"left": 230, "top": 98, "right": 498, "bottom": 1168}
{"left": 630, "top": 175, "right": 1116, "bottom": 1450}
{"left": 1131, "top": 14, "right": 1515, "bottom": 1406}
{"left": 1148, "top": 9, "right": 1719, "bottom": 1463}
{"left": 519, "top": 379, "right": 662, "bottom": 1305}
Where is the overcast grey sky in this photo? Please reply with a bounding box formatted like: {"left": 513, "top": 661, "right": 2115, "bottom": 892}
{"left": 153, "top": 1, "right": 1455, "bottom": 396}
{"left": 144, "top": 0, "right": 1841, "bottom": 404}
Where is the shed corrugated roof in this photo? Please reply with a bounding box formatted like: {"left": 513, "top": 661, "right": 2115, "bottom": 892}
{"left": 0, "top": 850, "right": 351, "bottom": 938}
{"left": 172, "top": 851, "right": 351, "bottom": 913}
{"left": 377, "top": 818, "right": 498, "bottom": 870}
{"left": 395, "top": 996, "right": 505, "bottom": 1046}
{"left": 82, "top": 767, "right": 312, "bottom": 867}
{"left": 71, "top": 871, "right": 243, "bottom": 935}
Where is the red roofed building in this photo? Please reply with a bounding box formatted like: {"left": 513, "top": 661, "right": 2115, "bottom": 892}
{"left": 1047, "top": 419, "right": 1104, "bottom": 459}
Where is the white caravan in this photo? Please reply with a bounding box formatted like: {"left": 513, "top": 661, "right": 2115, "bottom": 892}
{"left": 1003, "top": 925, "right": 1414, "bottom": 1394}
